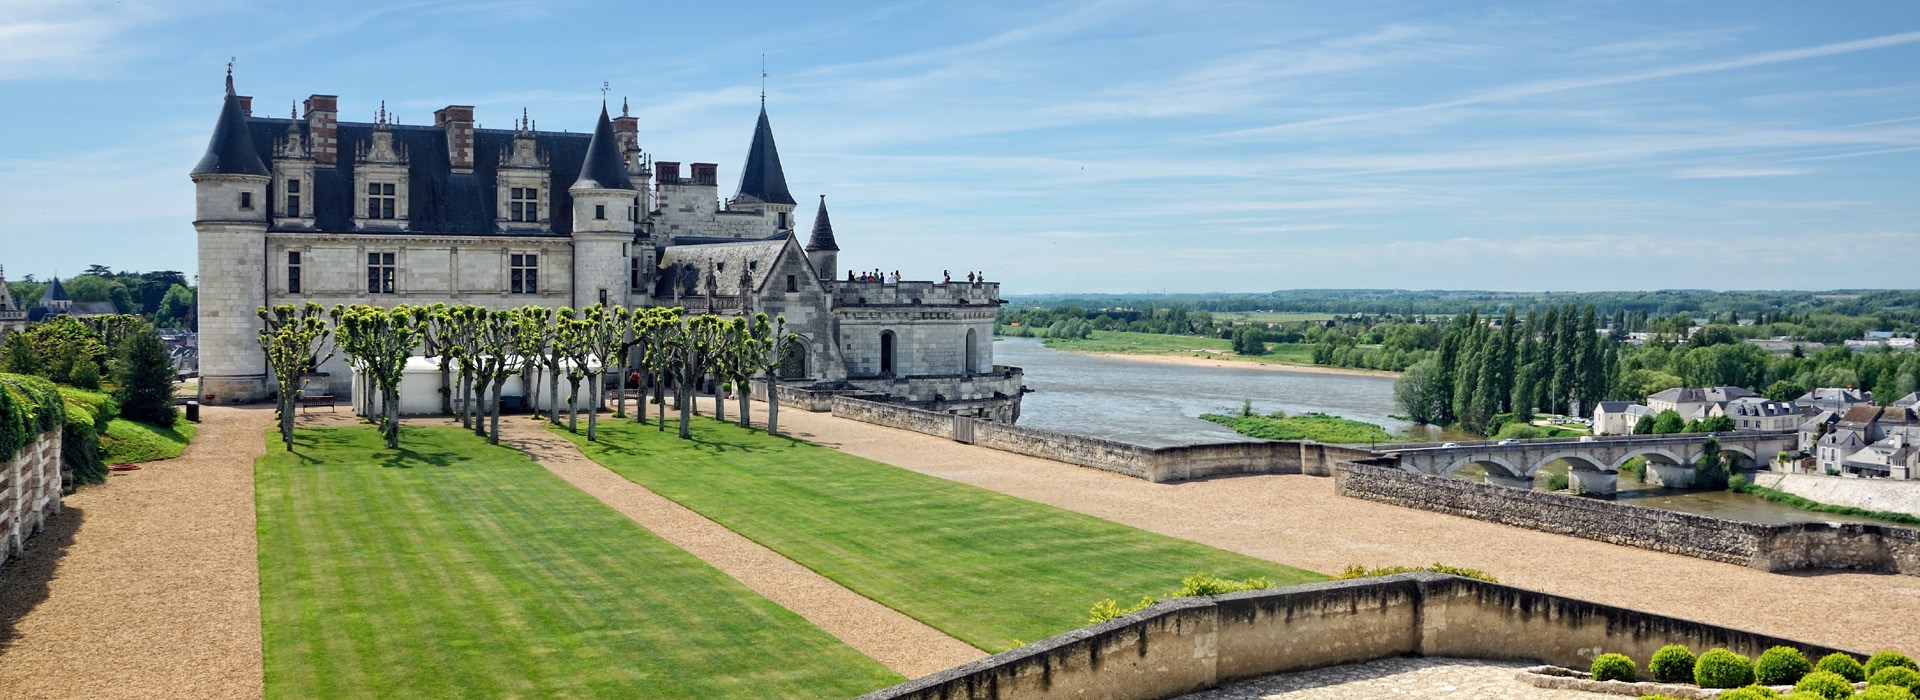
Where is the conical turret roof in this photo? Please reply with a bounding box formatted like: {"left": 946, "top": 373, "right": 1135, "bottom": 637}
{"left": 191, "top": 73, "right": 270, "bottom": 177}
{"left": 571, "top": 103, "right": 634, "bottom": 191}
{"left": 42, "top": 277, "right": 69, "bottom": 303}
{"left": 806, "top": 195, "right": 838, "bottom": 251}
{"left": 734, "top": 106, "right": 795, "bottom": 206}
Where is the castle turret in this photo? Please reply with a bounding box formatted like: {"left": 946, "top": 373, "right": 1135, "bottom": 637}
{"left": 569, "top": 103, "right": 638, "bottom": 309}
{"left": 191, "top": 68, "right": 273, "bottom": 403}
{"left": 732, "top": 105, "right": 797, "bottom": 231}
{"left": 805, "top": 195, "right": 839, "bottom": 283}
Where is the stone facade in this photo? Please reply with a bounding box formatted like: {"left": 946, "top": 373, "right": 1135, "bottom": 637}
{"left": 1, "top": 430, "right": 62, "bottom": 572}
{"left": 190, "top": 77, "right": 1022, "bottom": 421}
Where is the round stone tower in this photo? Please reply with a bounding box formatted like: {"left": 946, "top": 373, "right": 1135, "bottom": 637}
{"left": 568, "top": 103, "right": 637, "bottom": 309}
{"left": 191, "top": 70, "right": 273, "bottom": 404}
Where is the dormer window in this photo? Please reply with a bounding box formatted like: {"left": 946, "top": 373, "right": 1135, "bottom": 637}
{"left": 367, "top": 182, "right": 397, "bottom": 219}
{"left": 285, "top": 179, "right": 301, "bottom": 217}
{"left": 509, "top": 187, "right": 539, "bottom": 222}
{"left": 240, "top": 191, "right": 254, "bottom": 210}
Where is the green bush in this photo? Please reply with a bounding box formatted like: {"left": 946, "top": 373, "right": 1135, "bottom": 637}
{"left": 1857, "top": 686, "right": 1918, "bottom": 700}
{"left": 1651, "top": 644, "right": 1698, "bottom": 683}
{"left": 1591, "top": 653, "right": 1637, "bottom": 682}
{"left": 1872, "top": 667, "right": 1920, "bottom": 692}
{"left": 1759, "top": 647, "right": 1815, "bottom": 686}
{"left": 1794, "top": 670, "right": 1857, "bottom": 699}
{"left": 113, "top": 321, "right": 177, "bottom": 426}
{"left": 1868, "top": 652, "right": 1920, "bottom": 678}
{"left": 1697, "top": 648, "right": 1757, "bottom": 689}
{"left": 1334, "top": 563, "right": 1497, "bottom": 582}
{"left": 1822, "top": 654, "right": 1870, "bottom": 682}
{"left": 1086, "top": 595, "right": 1154, "bottom": 624}
{"left": 1720, "top": 687, "right": 1784, "bottom": 700}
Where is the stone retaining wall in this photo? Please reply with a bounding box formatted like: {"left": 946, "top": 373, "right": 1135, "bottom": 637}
{"left": 858, "top": 573, "right": 1858, "bottom": 700}
{"left": 1, "top": 430, "right": 62, "bottom": 570}
{"left": 1755, "top": 471, "right": 1920, "bottom": 519}
{"left": 1336, "top": 461, "right": 1920, "bottom": 575}
{"left": 820, "top": 395, "right": 1376, "bottom": 483}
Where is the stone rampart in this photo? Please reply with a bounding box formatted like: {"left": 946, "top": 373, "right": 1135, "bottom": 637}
{"left": 820, "top": 396, "right": 1374, "bottom": 483}
{"left": 1755, "top": 471, "right": 1920, "bottom": 519}
{"left": 857, "top": 573, "right": 1859, "bottom": 700}
{"left": 1, "top": 430, "right": 63, "bottom": 570}
{"left": 1335, "top": 461, "right": 1920, "bottom": 575}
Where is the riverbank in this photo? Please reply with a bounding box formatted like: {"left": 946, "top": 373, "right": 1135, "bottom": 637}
{"left": 1078, "top": 350, "right": 1401, "bottom": 378}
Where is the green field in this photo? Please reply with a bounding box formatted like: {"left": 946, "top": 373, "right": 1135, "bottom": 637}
{"left": 1210, "top": 311, "right": 1339, "bottom": 323}
{"left": 1039, "top": 330, "right": 1316, "bottom": 365}
{"left": 1201, "top": 412, "right": 1399, "bottom": 444}
{"left": 102, "top": 415, "right": 196, "bottom": 463}
{"left": 557, "top": 417, "right": 1325, "bottom": 651}
{"left": 255, "top": 426, "right": 899, "bottom": 699}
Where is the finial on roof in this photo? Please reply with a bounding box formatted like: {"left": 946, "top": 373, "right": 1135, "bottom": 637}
{"left": 226, "top": 57, "right": 235, "bottom": 92}
{"left": 290, "top": 101, "right": 298, "bottom": 120}
{"left": 760, "top": 53, "right": 768, "bottom": 106}
{"left": 379, "top": 100, "right": 387, "bottom": 124}
{"left": 622, "top": 96, "right": 629, "bottom": 117}
{"left": 600, "top": 81, "right": 610, "bottom": 105}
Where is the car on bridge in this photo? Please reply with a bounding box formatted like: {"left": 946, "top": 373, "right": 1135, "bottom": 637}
{"left": 1497, "top": 438, "right": 1520, "bottom": 446}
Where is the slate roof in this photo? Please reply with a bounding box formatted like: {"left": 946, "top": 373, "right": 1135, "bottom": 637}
{"left": 1895, "top": 392, "right": 1920, "bottom": 409}
{"left": 41, "top": 277, "right": 68, "bottom": 303}
{"left": 192, "top": 77, "right": 271, "bottom": 177}
{"left": 806, "top": 195, "right": 838, "bottom": 251}
{"left": 1594, "top": 401, "right": 1634, "bottom": 413}
{"left": 570, "top": 104, "right": 634, "bottom": 191}
{"left": 655, "top": 237, "right": 792, "bottom": 297}
{"left": 732, "top": 107, "right": 795, "bottom": 206}
{"left": 1648, "top": 386, "right": 1755, "bottom": 404}
{"left": 238, "top": 116, "right": 593, "bottom": 236}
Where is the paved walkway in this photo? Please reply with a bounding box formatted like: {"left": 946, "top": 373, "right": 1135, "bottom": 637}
{"left": 351, "top": 412, "right": 988, "bottom": 679}
{"left": 1178, "top": 657, "right": 1616, "bottom": 699}
{"left": 0, "top": 406, "right": 269, "bottom": 700}
{"left": 725, "top": 397, "right": 1920, "bottom": 654}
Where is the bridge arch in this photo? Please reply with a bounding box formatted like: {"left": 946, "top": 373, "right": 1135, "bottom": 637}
{"left": 1529, "top": 451, "right": 1611, "bottom": 474}
{"left": 1439, "top": 456, "right": 1526, "bottom": 481}
{"left": 1720, "top": 444, "right": 1758, "bottom": 464}
{"left": 1613, "top": 447, "right": 1689, "bottom": 470}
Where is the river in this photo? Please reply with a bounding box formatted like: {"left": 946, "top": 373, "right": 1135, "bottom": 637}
{"left": 995, "top": 336, "right": 1887, "bottom": 526}
{"left": 994, "top": 336, "right": 1425, "bottom": 447}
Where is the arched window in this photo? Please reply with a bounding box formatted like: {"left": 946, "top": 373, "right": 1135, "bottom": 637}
{"left": 879, "top": 330, "right": 896, "bottom": 375}
{"left": 964, "top": 329, "right": 977, "bottom": 374}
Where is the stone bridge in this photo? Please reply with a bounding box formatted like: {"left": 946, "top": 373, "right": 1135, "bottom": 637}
{"left": 1378, "top": 431, "right": 1798, "bottom": 495}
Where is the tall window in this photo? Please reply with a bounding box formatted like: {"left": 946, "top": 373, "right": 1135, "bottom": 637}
{"left": 240, "top": 191, "right": 254, "bottom": 209}
{"left": 367, "top": 252, "right": 396, "bottom": 294}
{"left": 288, "top": 251, "right": 302, "bottom": 293}
{"left": 879, "top": 330, "right": 896, "bottom": 375}
{"left": 285, "top": 179, "right": 301, "bottom": 217}
{"left": 786, "top": 274, "right": 798, "bottom": 292}
{"left": 594, "top": 204, "right": 606, "bottom": 220}
{"left": 778, "top": 211, "right": 788, "bottom": 229}
{"left": 510, "top": 253, "right": 538, "bottom": 294}
{"left": 509, "top": 187, "right": 539, "bottom": 222}
{"left": 367, "top": 182, "right": 397, "bottom": 219}
{"left": 630, "top": 257, "right": 643, "bottom": 292}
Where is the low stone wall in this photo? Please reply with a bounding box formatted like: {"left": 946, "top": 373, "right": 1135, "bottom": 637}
{"left": 858, "top": 573, "right": 1859, "bottom": 700}
{"left": 1, "top": 430, "right": 63, "bottom": 570}
{"left": 1756, "top": 471, "right": 1920, "bottom": 519}
{"left": 821, "top": 396, "right": 1374, "bottom": 483}
{"left": 1335, "top": 461, "right": 1920, "bottom": 575}
{"left": 746, "top": 380, "right": 875, "bottom": 413}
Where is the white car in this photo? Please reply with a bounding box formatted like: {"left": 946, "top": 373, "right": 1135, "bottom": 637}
{"left": 1441, "top": 442, "right": 1460, "bottom": 448}
{"left": 1578, "top": 436, "right": 1597, "bottom": 443}
{"left": 1496, "top": 438, "right": 1520, "bottom": 445}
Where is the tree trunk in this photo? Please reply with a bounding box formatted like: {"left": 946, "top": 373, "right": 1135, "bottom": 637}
{"left": 738, "top": 382, "right": 750, "bottom": 429}
{"left": 587, "top": 373, "right": 601, "bottom": 441}
{"left": 677, "top": 384, "right": 692, "bottom": 439}
{"left": 438, "top": 358, "right": 454, "bottom": 416}
{"left": 656, "top": 378, "right": 667, "bottom": 431}
{"left": 489, "top": 379, "right": 505, "bottom": 445}
{"left": 767, "top": 377, "right": 780, "bottom": 436}
{"left": 548, "top": 357, "right": 562, "bottom": 425}
{"left": 714, "top": 380, "right": 725, "bottom": 422}
{"left": 614, "top": 367, "right": 627, "bottom": 419}
{"left": 567, "top": 379, "right": 582, "bottom": 433}
{"left": 383, "top": 385, "right": 400, "bottom": 449}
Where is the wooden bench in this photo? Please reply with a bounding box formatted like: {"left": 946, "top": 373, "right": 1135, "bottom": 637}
{"left": 297, "top": 374, "right": 336, "bottom": 413}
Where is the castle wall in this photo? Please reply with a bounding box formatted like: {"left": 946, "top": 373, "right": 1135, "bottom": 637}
{"left": 1, "top": 430, "right": 61, "bottom": 573}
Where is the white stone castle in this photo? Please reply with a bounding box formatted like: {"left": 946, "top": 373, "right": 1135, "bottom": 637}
{"left": 191, "top": 72, "right": 1022, "bottom": 421}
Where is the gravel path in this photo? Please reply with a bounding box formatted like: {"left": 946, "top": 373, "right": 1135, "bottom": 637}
{"left": 1178, "top": 657, "right": 1616, "bottom": 699}
{"left": 0, "top": 405, "right": 269, "bottom": 700}
{"left": 338, "top": 412, "right": 988, "bottom": 679}
{"left": 738, "top": 398, "right": 1920, "bottom": 654}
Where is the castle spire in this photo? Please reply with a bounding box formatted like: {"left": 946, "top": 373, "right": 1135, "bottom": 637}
{"left": 806, "top": 195, "right": 838, "bottom": 252}
{"left": 733, "top": 104, "right": 795, "bottom": 206}
{"left": 191, "top": 67, "right": 270, "bottom": 176}
{"left": 570, "top": 102, "right": 634, "bottom": 191}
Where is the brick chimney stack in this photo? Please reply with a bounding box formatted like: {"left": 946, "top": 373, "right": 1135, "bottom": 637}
{"left": 238, "top": 96, "right": 253, "bottom": 116}
{"left": 656, "top": 161, "right": 681, "bottom": 184}
{"left": 434, "top": 105, "right": 476, "bottom": 173}
{"left": 689, "top": 163, "right": 717, "bottom": 186}
{"left": 304, "top": 94, "right": 339, "bottom": 165}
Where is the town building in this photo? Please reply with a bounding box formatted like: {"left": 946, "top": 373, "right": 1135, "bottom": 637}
{"left": 1590, "top": 401, "right": 1649, "bottom": 436}
{"left": 1645, "top": 386, "right": 1756, "bottom": 421}
{"left": 1712, "top": 397, "right": 1802, "bottom": 432}
{"left": 190, "top": 72, "right": 1022, "bottom": 421}
{"left": 1794, "top": 387, "right": 1876, "bottom": 414}
{"left": 0, "top": 266, "right": 24, "bottom": 339}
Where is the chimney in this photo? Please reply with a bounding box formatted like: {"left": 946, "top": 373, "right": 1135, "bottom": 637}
{"left": 612, "top": 113, "right": 639, "bottom": 153}
{"left": 656, "top": 161, "right": 681, "bottom": 184}
{"left": 237, "top": 96, "right": 255, "bottom": 116}
{"left": 304, "top": 94, "right": 339, "bottom": 165}
{"left": 690, "top": 163, "right": 717, "bottom": 186}
{"left": 434, "top": 105, "right": 476, "bottom": 172}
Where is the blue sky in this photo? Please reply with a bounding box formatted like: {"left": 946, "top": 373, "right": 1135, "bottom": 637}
{"left": 1, "top": 0, "right": 1916, "bottom": 293}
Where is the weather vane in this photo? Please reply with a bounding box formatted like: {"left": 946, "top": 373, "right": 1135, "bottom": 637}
{"left": 760, "top": 54, "right": 768, "bottom": 106}
{"left": 601, "top": 81, "right": 610, "bottom": 101}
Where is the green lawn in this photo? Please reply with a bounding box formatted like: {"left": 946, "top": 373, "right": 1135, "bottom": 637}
{"left": 102, "top": 415, "right": 196, "bottom": 463}
{"left": 557, "top": 418, "right": 1326, "bottom": 651}
{"left": 1038, "top": 330, "right": 1316, "bottom": 365}
{"left": 1201, "top": 411, "right": 1399, "bottom": 444}
{"left": 255, "top": 426, "right": 900, "bottom": 699}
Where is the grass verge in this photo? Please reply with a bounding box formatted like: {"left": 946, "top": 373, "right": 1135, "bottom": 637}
{"left": 1200, "top": 411, "right": 1398, "bottom": 444}
{"left": 1036, "top": 330, "right": 1317, "bottom": 365}
{"left": 255, "top": 425, "right": 900, "bottom": 699}
{"left": 102, "top": 415, "right": 196, "bottom": 463}
{"left": 1731, "top": 480, "right": 1920, "bottom": 526}
{"left": 556, "top": 417, "right": 1326, "bottom": 651}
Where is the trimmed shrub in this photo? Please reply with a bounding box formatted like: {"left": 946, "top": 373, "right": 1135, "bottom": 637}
{"left": 1857, "top": 686, "right": 1919, "bottom": 700}
{"left": 1591, "top": 653, "right": 1637, "bottom": 682}
{"left": 1872, "top": 667, "right": 1920, "bottom": 692}
{"left": 1759, "top": 647, "right": 1816, "bottom": 686}
{"left": 1822, "top": 654, "right": 1870, "bottom": 682}
{"left": 1720, "top": 685, "right": 1783, "bottom": 699}
{"left": 1793, "top": 670, "right": 1857, "bottom": 699}
{"left": 1651, "top": 644, "right": 1698, "bottom": 683}
{"left": 1868, "top": 652, "right": 1920, "bottom": 678}
{"left": 1334, "top": 563, "right": 1497, "bottom": 582}
{"left": 1697, "top": 648, "right": 1757, "bottom": 689}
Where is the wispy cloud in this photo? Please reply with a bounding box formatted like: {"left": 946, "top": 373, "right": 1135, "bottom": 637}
{"left": 1670, "top": 166, "right": 1812, "bottom": 179}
